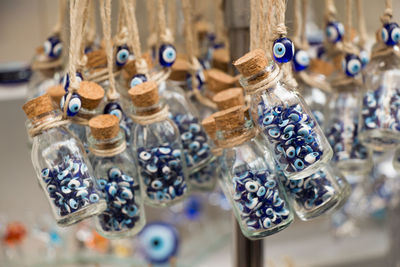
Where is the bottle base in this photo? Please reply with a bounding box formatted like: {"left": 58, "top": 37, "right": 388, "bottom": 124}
{"left": 296, "top": 194, "right": 340, "bottom": 221}
{"left": 96, "top": 218, "right": 146, "bottom": 239}
{"left": 359, "top": 129, "right": 400, "bottom": 150}
{"left": 244, "top": 216, "right": 294, "bottom": 240}
{"left": 57, "top": 200, "right": 107, "bottom": 227}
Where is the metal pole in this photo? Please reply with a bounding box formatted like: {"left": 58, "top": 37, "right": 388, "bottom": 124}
{"left": 224, "top": 1, "right": 264, "bottom": 267}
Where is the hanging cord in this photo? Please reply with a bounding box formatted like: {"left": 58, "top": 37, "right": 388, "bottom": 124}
{"left": 122, "top": 0, "right": 149, "bottom": 75}
{"left": 86, "top": 0, "right": 97, "bottom": 46}
{"left": 356, "top": 0, "right": 367, "bottom": 48}
{"left": 181, "top": 0, "right": 217, "bottom": 109}
{"left": 249, "top": 0, "right": 258, "bottom": 51}
{"left": 272, "top": 0, "right": 287, "bottom": 41}
{"left": 371, "top": 0, "right": 400, "bottom": 58}
{"left": 114, "top": 0, "right": 129, "bottom": 46}
{"left": 100, "top": 0, "right": 120, "bottom": 101}
{"left": 265, "top": 0, "right": 274, "bottom": 59}
{"left": 146, "top": 0, "right": 157, "bottom": 49}
{"left": 157, "top": 0, "right": 174, "bottom": 44}
{"left": 324, "top": 0, "right": 336, "bottom": 24}
{"left": 89, "top": 141, "right": 127, "bottom": 157}
{"left": 52, "top": 0, "right": 67, "bottom": 35}
{"left": 215, "top": 0, "right": 229, "bottom": 52}
{"left": 63, "top": 0, "right": 89, "bottom": 119}
{"left": 258, "top": 0, "right": 268, "bottom": 52}
{"left": 168, "top": 0, "right": 177, "bottom": 40}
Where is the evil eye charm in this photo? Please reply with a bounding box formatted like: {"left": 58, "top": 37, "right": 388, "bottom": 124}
{"left": 139, "top": 222, "right": 179, "bottom": 264}
{"left": 115, "top": 45, "right": 130, "bottom": 66}
{"left": 272, "top": 37, "right": 294, "bottom": 63}
{"left": 359, "top": 50, "right": 369, "bottom": 68}
{"left": 108, "top": 167, "right": 122, "bottom": 179}
{"left": 130, "top": 74, "right": 148, "bottom": 88}
{"left": 62, "top": 72, "right": 83, "bottom": 91}
{"left": 186, "top": 70, "right": 206, "bottom": 90}
{"left": 325, "top": 21, "right": 344, "bottom": 43}
{"left": 158, "top": 44, "right": 177, "bottom": 67}
{"left": 104, "top": 102, "right": 124, "bottom": 121}
{"left": 293, "top": 50, "right": 310, "bottom": 72}
{"left": 342, "top": 54, "right": 362, "bottom": 77}
{"left": 60, "top": 93, "right": 81, "bottom": 117}
{"left": 43, "top": 36, "right": 62, "bottom": 59}
{"left": 381, "top": 23, "right": 400, "bottom": 46}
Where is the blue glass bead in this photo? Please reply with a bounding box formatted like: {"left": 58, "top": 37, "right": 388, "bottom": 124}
{"left": 62, "top": 72, "right": 83, "bottom": 92}
{"left": 186, "top": 70, "right": 206, "bottom": 90}
{"left": 130, "top": 73, "right": 147, "bottom": 88}
{"left": 60, "top": 93, "right": 81, "bottom": 117}
{"left": 43, "top": 36, "right": 62, "bottom": 59}
{"left": 341, "top": 54, "right": 362, "bottom": 77}
{"left": 293, "top": 50, "right": 310, "bottom": 72}
{"left": 139, "top": 222, "right": 179, "bottom": 264}
{"left": 359, "top": 50, "right": 369, "bottom": 68}
{"left": 325, "top": 21, "right": 344, "bottom": 43}
{"left": 381, "top": 23, "right": 400, "bottom": 46}
{"left": 158, "top": 44, "right": 177, "bottom": 67}
{"left": 115, "top": 45, "right": 130, "bottom": 66}
{"left": 97, "top": 167, "right": 141, "bottom": 232}
{"left": 272, "top": 37, "right": 294, "bottom": 63}
{"left": 233, "top": 170, "right": 290, "bottom": 230}
{"left": 103, "top": 102, "right": 133, "bottom": 145}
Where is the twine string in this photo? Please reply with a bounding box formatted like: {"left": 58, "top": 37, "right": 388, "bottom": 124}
{"left": 157, "top": 0, "right": 173, "bottom": 44}
{"left": 356, "top": 0, "right": 367, "bottom": 48}
{"left": 250, "top": 0, "right": 258, "bottom": 51}
{"left": 147, "top": 0, "right": 157, "bottom": 48}
{"left": 324, "top": 0, "right": 337, "bottom": 23}
{"left": 381, "top": 0, "right": 392, "bottom": 24}
{"left": 130, "top": 105, "right": 170, "bottom": 125}
{"left": 52, "top": 0, "right": 67, "bottom": 34}
{"left": 89, "top": 141, "right": 127, "bottom": 157}
{"left": 272, "top": 0, "right": 287, "bottom": 41}
{"left": 28, "top": 116, "right": 69, "bottom": 137}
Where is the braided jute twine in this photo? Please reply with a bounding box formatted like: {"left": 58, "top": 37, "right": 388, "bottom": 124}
{"left": 371, "top": 0, "right": 400, "bottom": 59}
{"left": 89, "top": 141, "right": 127, "bottom": 157}
{"left": 181, "top": 0, "right": 217, "bottom": 109}
{"left": 28, "top": 115, "right": 69, "bottom": 137}
{"left": 217, "top": 127, "right": 258, "bottom": 149}
{"left": 323, "top": 0, "right": 344, "bottom": 55}
{"left": 130, "top": 105, "right": 170, "bottom": 125}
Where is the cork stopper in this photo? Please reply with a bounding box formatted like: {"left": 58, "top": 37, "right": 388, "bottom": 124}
{"left": 128, "top": 81, "right": 159, "bottom": 108}
{"left": 47, "top": 84, "right": 65, "bottom": 105}
{"left": 77, "top": 81, "right": 105, "bottom": 110}
{"left": 89, "top": 114, "right": 120, "bottom": 140}
{"left": 214, "top": 106, "right": 245, "bottom": 139}
{"left": 22, "top": 93, "right": 56, "bottom": 119}
{"left": 213, "top": 88, "right": 244, "bottom": 110}
{"left": 233, "top": 49, "right": 268, "bottom": 77}
{"left": 212, "top": 48, "right": 229, "bottom": 72}
{"left": 121, "top": 52, "right": 153, "bottom": 83}
{"left": 201, "top": 115, "right": 216, "bottom": 140}
{"left": 86, "top": 49, "right": 107, "bottom": 68}
{"left": 309, "top": 59, "right": 335, "bottom": 76}
{"left": 206, "top": 69, "right": 237, "bottom": 93}
{"left": 169, "top": 58, "right": 190, "bottom": 81}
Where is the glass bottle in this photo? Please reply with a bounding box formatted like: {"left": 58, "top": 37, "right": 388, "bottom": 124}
{"left": 216, "top": 106, "right": 293, "bottom": 239}
{"left": 87, "top": 115, "right": 145, "bottom": 238}
{"left": 234, "top": 50, "right": 332, "bottom": 180}
{"left": 325, "top": 82, "right": 372, "bottom": 175}
{"left": 23, "top": 94, "right": 106, "bottom": 226}
{"left": 129, "top": 81, "right": 190, "bottom": 206}
{"left": 358, "top": 54, "right": 400, "bottom": 149}
{"left": 281, "top": 163, "right": 348, "bottom": 221}
{"left": 27, "top": 67, "right": 63, "bottom": 100}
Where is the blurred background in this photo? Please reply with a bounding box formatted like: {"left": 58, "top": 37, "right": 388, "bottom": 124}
{"left": 1, "top": 0, "right": 400, "bottom": 266}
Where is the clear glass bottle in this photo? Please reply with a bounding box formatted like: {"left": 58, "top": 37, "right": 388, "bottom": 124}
{"left": 216, "top": 106, "right": 293, "bottom": 239}
{"left": 237, "top": 61, "right": 332, "bottom": 180}
{"left": 87, "top": 115, "right": 145, "bottom": 238}
{"left": 129, "top": 81, "right": 190, "bottom": 206}
{"left": 281, "top": 163, "right": 347, "bottom": 221}
{"left": 358, "top": 54, "right": 400, "bottom": 149}
{"left": 325, "top": 83, "right": 372, "bottom": 175}
{"left": 24, "top": 95, "right": 106, "bottom": 226}
{"left": 27, "top": 67, "right": 62, "bottom": 100}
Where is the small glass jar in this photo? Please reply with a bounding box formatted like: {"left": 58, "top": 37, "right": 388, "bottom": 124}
{"left": 87, "top": 117, "right": 145, "bottom": 238}
{"left": 281, "top": 163, "right": 347, "bottom": 221}
{"left": 216, "top": 107, "right": 293, "bottom": 239}
{"left": 240, "top": 63, "right": 332, "bottom": 180}
{"left": 27, "top": 67, "right": 62, "bottom": 100}
{"left": 68, "top": 107, "right": 97, "bottom": 153}
{"left": 25, "top": 98, "right": 106, "bottom": 226}
{"left": 358, "top": 54, "right": 400, "bottom": 149}
{"left": 325, "top": 83, "right": 372, "bottom": 175}
{"left": 129, "top": 82, "right": 190, "bottom": 207}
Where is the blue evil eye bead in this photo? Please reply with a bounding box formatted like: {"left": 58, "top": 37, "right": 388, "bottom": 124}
{"left": 43, "top": 36, "right": 62, "bottom": 59}
{"left": 293, "top": 50, "right": 310, "bottom": 72}
{"left": 139, "top": 222, "right": 179, "bottom": 264}
{"left": 381, "top": 23, "right": 400, "bottom": 46}
{"left": 115, "top": 45, "right": 130, "bottom": 66}
{"left": 158, "top": 44, "right": 177, "bottom": 67}
{"left": 272, "top": 37, "right": 294, "bottom": 63}
{"left": 186, "top": 70, "right": 206, "bottom": 90}
{"left": 108, "top": 167, "right": 122, "bottom": 180}
{"left": 359, "top": 50, "right": 369, "bottom": 68}
{"left": 130, "top": 74, "right": 148, "bottom": 88}
{"left": 60, "top": 93, "right": 81, "bottom": 117}
{"left": 342, "top": 54, "right": 362, "bottom": 77}
{"left": 325, "top": 21, "right": 344, "bottom": 43}
{"left": 62, "top": 72, "right": 83, "bottom": 91}
{"left": 103, "top": 102, "right": 124, "bottom": 121}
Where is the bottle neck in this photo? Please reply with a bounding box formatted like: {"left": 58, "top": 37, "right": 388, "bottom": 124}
{"left": 239, "top": 62, "right": 278, "bottom": 92}
{"left": 88, "top": 130, "right": 126, "bottom": 157}
{"left": 216, "top": 124, "right": 257, "bottom": 149}
{"left": 27, "top": 110, "right": 67, "bottom": 137}
{"left": 132, "top": 101, "right": 165, "bottom": 116}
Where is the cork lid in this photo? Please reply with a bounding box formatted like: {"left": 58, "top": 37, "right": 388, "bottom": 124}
{"left": 22, "top": 93, "right": 56, "bottom": 119}
{"left": 89, "top": 114, "right": 120, "bottom": 140}
{"left": 47, "top": 84, "right": 65, "bottom": 105}
{"left": 213, "top": 105, "right": 245, "bottom": 135}
{"left": 201, "top": 114, "right": 216, "bottom": 140}
{"left": 86, "top": 49, "right": 107, "bottom": 68}
{"left": 128, "top": 81, "right": 159, "bottom": 107}
{"left": 206, "top": 69, "right": 237, "bottom": 93}
{"left": 213, "top": 88, "right": 244, "bottom": 110}
{"left": 77, "top": 81, "right": 105, "bottom": 110}
{"left": 169, "top": 58, "right": 190, "bottom": 81}
{"left": 233, "top": 49, "right": 268, "bottom": 77}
